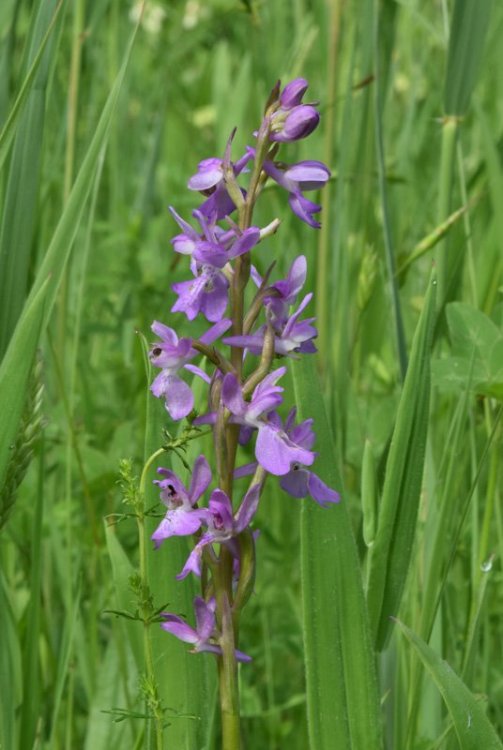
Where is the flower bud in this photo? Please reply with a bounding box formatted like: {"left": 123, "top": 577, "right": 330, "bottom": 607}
{"left": 279, "top": 77, "right": 309, "bottom": 108}
{"left": 270, "top": 105, "right": 320, "bottom": 143}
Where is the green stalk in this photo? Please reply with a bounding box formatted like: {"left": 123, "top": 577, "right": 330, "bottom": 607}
{"left": 373, "top": 0, "right": 407, "bottom": 379}
{"left": 436, "top": 116, "right": 459, "bottom": 309}
{"left": 478, "top": 405, "right": 501, "bottom": 565}
{"left": 57, "top": 0, "right": 85, "bottom": 358}
{"left": 213, "top": 112, "right": 275, "bottom": 750}
{"left": 230, "top": 125, "right": 271, "bottom": 377}
{"left": 214, "top": 551, "right": 241, "bottom": 750}
{"left": 316, "top": 0, "right": 343, "bottom": 368}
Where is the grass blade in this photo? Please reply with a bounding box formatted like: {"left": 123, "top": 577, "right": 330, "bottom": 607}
{"left": 438, "top": 0, "right": 493, "bottom": 304}
{"left": 0, "top": 0, "right": 62, "bottom": 358}
{"left": 0, "top": 0, "right": 63, "bottom": 174}
{"left": 395, "top": 619, "right": 503, "bottom": 750}
{"left": 444, "top": 0, "right": 493, "bottom": 117}
{"left": 373, "top": 0, "right": 407, "bottom": 379}
{"left": 0, "top": 276, "right": 48, "bottom": 496}
{"left": 105, "top": 524, "right": 144, "bottom": 673}
{"left": 366, "top": 272, "right": 436, "bottom": 650}
{"left": 292, "top": 357, "right": 383, "bottom": 750}
{"left": 143, "top": 359, "right": 213, "bottom": 748}
{"left": 0, "top": 21, "right": 139, "bottom": 497}
{"left": 0, "top": 572, "right": 23, "bottom": 750}
{"left": 18, "top": 446, "right": 45, "bottom": 750}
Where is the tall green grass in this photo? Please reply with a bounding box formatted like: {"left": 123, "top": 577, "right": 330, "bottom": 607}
{"left": 0, "top": 1, "right": 502, "bottom": 748}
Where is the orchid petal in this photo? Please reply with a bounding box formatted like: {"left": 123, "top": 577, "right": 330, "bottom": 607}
{"left": 208, "top": 489, "right": 234, "bottom": 532}
{"left": 256, "top": 423, "right": 314, "bottom": 476}
{"left": 235, "top": 484, "right": 260, "bottom": 531}
{"left": 189, "top": 455, "right": 212, "bottom": 502}
{"left": 199, "top": 318, "right": 232, "bottom": 345}
{"left": 222, "top": 374, "right": 247, "bottom": 417}
{"left": 280, "top": 78, "right": 309, "bottom": 108}
{"left": 161, "top": 617, "right": 198, "bottom": 644}
{"left": 163, "top": 376, "right": 194, "bottom": 421}
{"left": 307, "top": 471, "right": 341, "bottom": 506}
{"left": 151, "top": 508, "right": 205, "bottom": 546}
{"left": 194, "top": 596, "right": 216, "bottom": 641}
{"left": 280, "top": 467, "right": 310, "bottom": 498}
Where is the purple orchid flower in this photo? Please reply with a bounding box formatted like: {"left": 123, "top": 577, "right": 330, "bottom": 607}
{"left": 149, "top": 319, "right": 231, "bottom": 420}
{"left": 171, "top": 264, "right": 230, "bottom": 322}
{"left": 169, "top": 207, "right": 261, "bottom": 267}
{"left": 161, "top": 596, "right": 251, "bottom": 662}
{"left": 278, "top": 410, "right": 340, "bottom": 507}
{"left": 187, "top": 152, "right": 251, "bottom": 192}
{"left": 187, "top": 150, "right": 252, "bottom": 220}
{"left": 151, "top": 455, "right": 212, "bottom": 548}
{"left": 170, "top": 222, "right": 262, "bottom": 323}
{"left": 169, "top": 207, "right": 225, "bottom": 257}
{"left": 262, "top": 159, "right": 331, "bottom": 228}
{"left": 224, "top": 292, "right": 317, "bottom": 357}
{"left": 192, "top": 227, "right": 261, "bottom": 268}
{"left": 251, "top": 255, "right": 307, "bottom": 327}
{"left": 177, "top": 484, "right": 260, "bottom": 579}
{"left": 221, "top": 368, "right": 315, "bottom": 475}
{"left": 235, "top": 409, "right": 340, "bottom": 507}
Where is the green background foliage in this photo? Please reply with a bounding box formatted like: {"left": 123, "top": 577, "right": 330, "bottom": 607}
{"left": 0, "top": 0, "right": 502, "bottom": 748}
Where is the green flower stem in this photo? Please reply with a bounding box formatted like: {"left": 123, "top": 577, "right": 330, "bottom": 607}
{"left": 230, "top": 121, "right": 272, "bottom": 374}
{"left": 242, "top": 324, "right": 275, "bottom": 396}
{"left": 138, "top": 447, "right": 166, "bottom": 750}
{"left": 225, "top": 125, "right": 272, "bottom": 486}
{"left": 219, "top": 662, "right": 241, "bottom": 750}
{"left": 216, "top": 118, "right": 274, "bottom": 750}
{"left": 214, "top": 548, "right": 242, "bottom": 750}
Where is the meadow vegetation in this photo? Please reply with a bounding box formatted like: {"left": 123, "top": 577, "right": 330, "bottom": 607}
{"left": 0, "top": 1, "right": 502, "bottom": 748}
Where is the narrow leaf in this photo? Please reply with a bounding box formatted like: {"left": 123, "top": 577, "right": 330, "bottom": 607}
{"left": 0, "top": 23, "right": 139, "bottom": 495}
{"left": 143, "top": 359, "right": 213, "bottom": 748}
{"left": 0, "top": 573, "right": 22, "bottom": 750}
{"left": 292, "top": 358, "right": 383, "bottom": 750}
{"left": 366, "top": 272, "right": 436, "bottom": 650}
{"left": 444, "top": 0, "right": 493, "bottom": 116}
{"left": 0, "top": 0, "right": 64, "bottom": 173}
{"left": 395, "top": 619, "right": 503, "bottom": 750}
{"left": 0, "top": 0, "right": 62, "bottom": 357}
{"left": 105, "top": 524, "right": 144, "bottom": 673}
{"left": 0, "top": 277, "right": 49, "bottom": 495}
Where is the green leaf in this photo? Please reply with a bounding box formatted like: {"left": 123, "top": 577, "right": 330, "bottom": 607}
{"left": 444, "top": 0, "right": 493, "bottom": 116}
{"left": 0, "top": 0, "right": 62, "bottom": 357}
{"left": 143, "top": 361, "right": 214, "bottom": 748}
{"left": 105, "top": 525, "right": 143, "bottom": 673}
{"left": 19, "top": 450, "right": 44, "bottom": 750}
{"left": 0, "top": 23, "right": 139, "bottom": 496}
{"left": 84, "top": 642, "right": 138, "bottom": 750}
{"left": 395, "top": 619, "right": 503, "bottom": 750}
{"left": 366, "top": 273, "right": 436, "bottom": 650}
{"left": 0, "top": 572, "right": 22, "bottom": 750}
{"left": 291, "top": 357, "right": 383, "bottom": 750}
{"left": 0, "top": 276, "right": 49, "bottom": 497}
{"left": 0, "top": 0, "right": 63, "bottom": 174}
{"left": 432, "top": 302, "right": 503, "bottom": 400}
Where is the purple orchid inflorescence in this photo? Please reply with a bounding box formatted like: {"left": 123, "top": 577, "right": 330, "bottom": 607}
{"left": 147, "top": 78, "right": 339, "bottom": 669}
